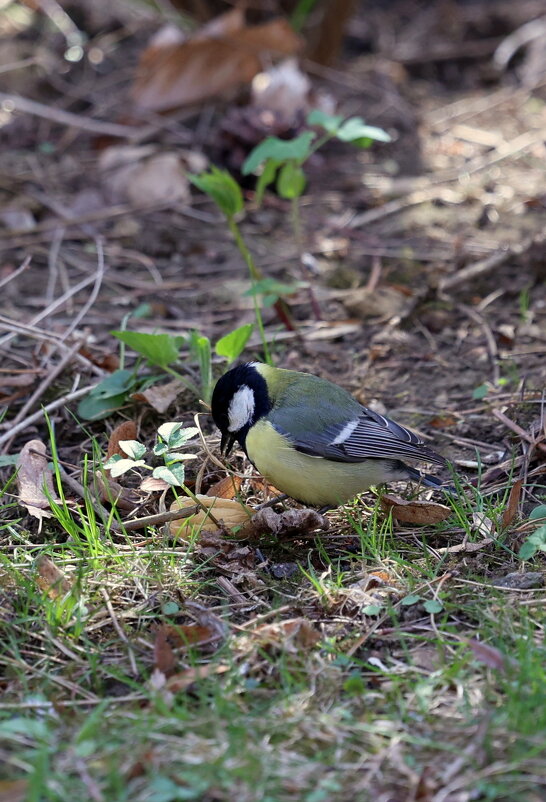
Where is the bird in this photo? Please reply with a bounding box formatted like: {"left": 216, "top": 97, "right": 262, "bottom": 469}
{"left": 211, "top": 362, "right": 450, "bottom": 507}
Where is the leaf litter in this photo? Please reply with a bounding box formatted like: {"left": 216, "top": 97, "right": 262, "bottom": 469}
{"left": 1, "top": 1, "right": 546, "bottom": 799}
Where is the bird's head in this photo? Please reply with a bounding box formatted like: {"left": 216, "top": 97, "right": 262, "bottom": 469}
{"left": 211, "top": 363, "right": 271, "bottom": 456}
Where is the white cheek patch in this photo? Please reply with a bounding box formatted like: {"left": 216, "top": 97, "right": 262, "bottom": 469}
{"left": 331, "top": 419, "right": 359, "bottom": 445}
{"left": 228, "top": 385, "right": 255, "bottom": 432}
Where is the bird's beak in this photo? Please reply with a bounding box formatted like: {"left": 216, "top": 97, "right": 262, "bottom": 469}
{"left": 220, "top": 432, "right": 237, "bottom": 457}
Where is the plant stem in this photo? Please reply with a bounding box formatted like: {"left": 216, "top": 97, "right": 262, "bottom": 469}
{"left": 290, "top": 194, "right": 321, "bottom": 320}
{"left": 227, "top": 217, "right": 272, "bottom": 365}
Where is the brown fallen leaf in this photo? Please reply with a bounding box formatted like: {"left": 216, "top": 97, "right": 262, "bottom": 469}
{"left": 0, "top": 779, "right": 28, "bottom": 802}
{"left": 132, "top": 379, "right": 184, "bottom": 414}
{"left": 343, "top": 285, "right": 410, "bottom": 321}
{"left": 206, "top": 475, "right": 243, "bottom": 499}
{"left": 153, "top": 624, "right": 177, "bottom": 676}
{"left": 465, "top": 638, "right": 506, "bottom": 671}
{"left": 140, "top": 476, "right": 171, "bottom": 493}
{"left": 501, "top": 478, "right": 523, "bottom": 528}
{"left": 381, "top": 494, "right": 452, "bottom": 525}
{"left": 16, "top": 440, "right": 59, "bottom": 525}
{"left": 428, "top": 414, "right": 458, "bottom": 429}
{"left": 99, "top": 146, "right": 190, "bottom": 207}
{"left": 106, "top": 420, "right": 138, "bottom": 462}
{"left": 95, "top": 470, "right": 140, "bottom": 511}
{"left": 35, "top": 554, "right": 72, "bottom": 599}
{"left": 169, "top": 494, "right": 253, "bottom": 539}
{"left": 131, "top": 10, "right": 302, "bottom": 113}
{"left": 252, "top": 618, "right": 321, "bottom": 652}
{"left": 165, "top": 663, "right": 230, "bottom": 692}
{"left": 238, "top": 507, "right": 329, "bottom": 539}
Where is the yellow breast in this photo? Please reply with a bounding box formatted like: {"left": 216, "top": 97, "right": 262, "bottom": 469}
{"left": 245, "top": 419, "right": 396, "bottom": 506}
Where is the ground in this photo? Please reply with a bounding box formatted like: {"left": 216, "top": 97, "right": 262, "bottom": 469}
{"left": 1, "top": 1, "right": 546, "bottom": 800}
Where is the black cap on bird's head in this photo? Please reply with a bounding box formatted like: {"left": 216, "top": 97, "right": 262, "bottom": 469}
{"left": 211, "top": 363, "right": 271, "bottom": 457}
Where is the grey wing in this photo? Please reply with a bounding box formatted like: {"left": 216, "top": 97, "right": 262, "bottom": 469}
{"left": 274, "top": 404, "right": 445, "bottom": 465}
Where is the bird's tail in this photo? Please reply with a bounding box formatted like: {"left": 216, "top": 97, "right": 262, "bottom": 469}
{"left": 406, "top": 466, "right": 456, "bottom": 495}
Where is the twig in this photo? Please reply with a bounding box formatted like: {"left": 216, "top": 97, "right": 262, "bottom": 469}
{"left": 0, "top": 273, "right": 99, "bottom": 348}
{"left": 100, "top": 587, "right": 138, "bottom": 677}
{"left": 0, "top": 91, "right": 141, "bottom": 139}
{"left": 0, "top": 383, "right": 99, "bottom": 446}
{"left": 0, "top": 255, "right": 30, "bottom": 289}
{"left": 9, "top": 340, "right": 83, "bottom": 427}
{"left": 61, "top": 237, "right": 106, "bottom": 342}
{"left": 121, "top": 504, "right": 203, "bottom": 531}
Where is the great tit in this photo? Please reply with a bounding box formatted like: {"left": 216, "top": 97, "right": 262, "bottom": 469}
{"left": 211, "top": 362, "right": 449, "bottom": 506}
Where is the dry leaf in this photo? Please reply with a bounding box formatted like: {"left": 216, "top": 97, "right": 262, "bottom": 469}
{"left": 131, "top": 11, "right": 302, "bottom": 113}
{"left": 132, "top": 379, "right": 183, "bottom": 414}
{"left": 165, "top": 663, "right": 230, "bottom": 692}
{"left": 238, "top": 507, "right": 329, "bottom": 539}
{"left": 154, "top": 624, "right": 177, "bottom": 676}
{"left": 16, "top": 439, "right": 58, "bottom": 524}
{"left": 169, "top": 494, "right": 253, "bottom": 539}
{"left": 466, "top": 638, "right": 506, "bottom": 671}
{"left": 140, "top": 476, "right": 171, "bottom": 493}
{"left": 99, "top": 146, "right": 190, "bottom": 206}
{"left": 206, "top": 475, "right": 243, "bottom": 499}
{"left": 472, "top": 512, "right": 495, "bottom": 537}
{"left": 0, "top": 779, "right": 28, "bottom": 802}
{"left": 95, "top": 470, "right": 140, "bottom": 510}
{"left": 106, "top": 421, "right": 138, "bottom": 462}
{"left": 343, "top": 286, "right": 410, "bottom": 320}
{"left": 381, "top": 494, "right": 452, "bottom": 525}
{"left": 428, "top": 414, "right": 458, "bottom": 429}
{"left": 501, "top": 478, "right": 523, "bottom": 528}
{"left": 252, "top": 618, "right": 321, "bottom": 652}
{"left": 35, "top": 554, "right": 72, "bottom": 599}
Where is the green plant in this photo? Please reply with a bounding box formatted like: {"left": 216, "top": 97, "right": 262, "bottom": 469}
{"left": 188, "top": 167, "right": 272, "bottom": 364}
{"left": 519, "top": 504, "right": 546, "bottom": 560}
{"left": 242, "top": 111, "right": 390, "bottom": 316}
{"left": 78, "top": 322, "right": 253, "bottom": 420}
{"left": 104, "top": 421, "right": 199, "bottom": 490}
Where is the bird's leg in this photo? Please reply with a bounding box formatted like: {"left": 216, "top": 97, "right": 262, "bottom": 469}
{"left": 256, "top": 494, "right": 289, "bottom": 510}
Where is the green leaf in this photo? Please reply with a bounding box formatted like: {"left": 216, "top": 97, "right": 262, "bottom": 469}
{"left": 472, "top": 383, "right": 489, "bottom": 400}
{"left": 118, "top": 440, "right": 146, "bottom": 460}
{"left": 336, "top": 117, "right": 391, "bottom": 143}
{"left": 157, "top": 422, "right": 182, "bottom": 442}
{"left": 168, "top": 426, "right": 199, "bottom": 449}
{"left": 215, "top": 323, "right": 253, "bottom": 363}
{"left": 423, "top": 599, "right": 443, "bottom": 614}
{"left": 162, "top": 601, "right": 180, "bottom": 616}
{"left": 165, "top": 452, "right": 197, "bottom": 463}
{"left": 111, "top": 331, "right": 183, "bottom": 369}
{"left": 343, "top": 674, "right": 366, "bottom": 695}
{"left": 401, "top": 594, "right": 421, "bottom": 606}
{"left": 153, "top": 464, "right": 185, "bottom": 487}
{"left": 87, "top": 370, "right": 135, "bottom": 400}
{"left": 153, "top": 442, "right": 169, "bottom": 456}
{"left": 109, "top": 458, "right": 146, "bottom": 478}
{"left": 255, "top": 158, "right": 280, "bottom": 204}
{"left": 242, "top": 132, "right": 316, "bottom": 174}
{"left": 362, "top": 604, "right": 383, "bottom": 616}
{"left": 77, "top": 390, "right": 130, "bottom": 421}
{"left": 0, "top": 454, "right": 19, "bottom": 466}
{"left": 189, "top": 330, "right": 212, "bottom": 403}
{"left": 519, "top": 525, "right": 546, "bottom": 560}
{"left": 306, "top": 109, "right": 344, "bottom": 134}
{"left": 277, "top": 162, "right": 306, "bottom": 199}
{"left": 529, "top": 505, "right": 546, "bottom": 521}
{"left": 188, "top": 167, "right": 243, "bottom": 218}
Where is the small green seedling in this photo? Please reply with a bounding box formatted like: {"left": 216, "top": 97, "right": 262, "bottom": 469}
{"left": 242, "top": 110, "right": 391, "bottom": 204}
{"left": 188, "top": 167, "right": 271, "bottom": 363}
{"left": 104, "top": 422, "right": 199, "bottom": 489}
{"left": 519, "top": 504, "right": 546, "bottom": 560}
